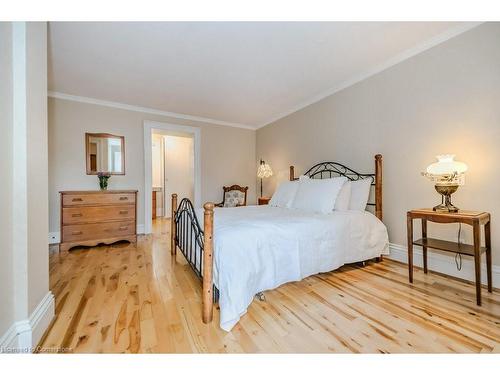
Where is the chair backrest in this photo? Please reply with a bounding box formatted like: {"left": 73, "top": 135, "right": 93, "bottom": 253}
{"left": 221, "top": 185, "right": 248, "bottom": 207}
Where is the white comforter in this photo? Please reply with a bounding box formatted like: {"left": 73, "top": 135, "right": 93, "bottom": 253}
{"left": 198, "top": 205, "right": 389, "bottom": 331}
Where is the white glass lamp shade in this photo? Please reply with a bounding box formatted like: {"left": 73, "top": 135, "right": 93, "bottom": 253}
{"left": 424, "top": 154, "right": 467, "bottom": 185}
{"left": 257, "top": 162, "right": 273, "bottom": 178}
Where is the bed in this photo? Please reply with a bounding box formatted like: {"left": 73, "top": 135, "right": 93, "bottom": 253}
{"left": 170, "top": 154, "right": 389, "bottom": 331}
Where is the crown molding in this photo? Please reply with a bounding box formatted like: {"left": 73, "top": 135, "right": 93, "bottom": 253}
{"left": 256, "top": 22, "right": 483, "bottom": 129}
{"left": 47, "top": 91, "right": 256, "bottom": 131}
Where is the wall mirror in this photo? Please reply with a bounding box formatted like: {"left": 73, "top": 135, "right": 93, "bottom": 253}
{"left": 85, "top": 133, "right": 125, "bottom": 175}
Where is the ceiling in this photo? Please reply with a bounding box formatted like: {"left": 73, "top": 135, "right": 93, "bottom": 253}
{"left": 48, "top": 22, "right": 478, "bottom": 129}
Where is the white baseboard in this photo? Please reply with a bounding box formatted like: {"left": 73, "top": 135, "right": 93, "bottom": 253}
{"left": 30, "top": 292, "right": 55, "bottom": 347}
{"left": 388, "top": 243, "right": 499, "bottom": 288}
{"left": 0, "top": 324, "right": 18, "bottom": 351}
{"left": 49, "top": 224, "right": 146, "bottom": 245}
{"left": 0, "top": 291, "right": 54, "bottom": 353}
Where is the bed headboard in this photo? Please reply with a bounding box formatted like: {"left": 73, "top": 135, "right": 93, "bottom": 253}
{"left": 289, "top": 154, "right": 383, "bottom": 221}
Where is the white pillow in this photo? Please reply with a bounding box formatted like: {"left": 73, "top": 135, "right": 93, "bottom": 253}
{"left": 349, "top": 179, "right": 372, "bottom": 211}
{"left": 291, "top": 176, "right": 347, "bottom": 214}
{"left": 334, "top": 180, "right": 351, "bottom": 211}
{"left": 269, "top": 180, "right": 299, "bottom": 208}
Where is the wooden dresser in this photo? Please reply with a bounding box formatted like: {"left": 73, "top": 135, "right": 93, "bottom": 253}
{"left": 60, "top": 190, "right": 138, "bottom": 251}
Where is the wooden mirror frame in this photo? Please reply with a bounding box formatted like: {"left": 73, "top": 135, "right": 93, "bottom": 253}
{"left": 85, "top": 133, "right": 126, "bottom": 175}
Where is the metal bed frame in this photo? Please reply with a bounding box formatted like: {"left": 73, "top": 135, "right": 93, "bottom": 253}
{"left": 171, "top": 154, "right": 383, "bottom": 324}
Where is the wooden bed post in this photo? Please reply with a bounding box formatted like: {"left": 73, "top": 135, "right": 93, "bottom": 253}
{"left": 289, "top": 165, "right": 295, "bottom": 181}
{"left": 202, "top": 202, "right": 215, "bottom": 323}
{"left": 171, "top": 193, "right": 177, "bottom": 256}
{"left": 375, "top": 154, "right": 383, "bottom": 262}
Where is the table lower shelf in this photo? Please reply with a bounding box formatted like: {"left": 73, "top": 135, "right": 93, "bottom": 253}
{"left": 413, "top": 238, "right": 487, "bottom": 256}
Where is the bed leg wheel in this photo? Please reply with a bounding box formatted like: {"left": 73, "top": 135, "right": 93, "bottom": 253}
{"left": 256, "top": 292, "right": 266, "bottom": 302}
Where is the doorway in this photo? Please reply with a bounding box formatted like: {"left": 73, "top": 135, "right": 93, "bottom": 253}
{"left": 143, "top": 121, "right": 201, "bottom": 234}
{"left": 152, "top": 132, "right": 194, "bottom": 219}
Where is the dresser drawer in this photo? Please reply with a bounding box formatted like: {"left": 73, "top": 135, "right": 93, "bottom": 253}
{"left": 62, "top": 220, "right": 135, "bottom": 242}
{"left": 63, "top": 193, "right": 135, "bottom": 207}
{"left": 62, "top": 205, "right": 135, "bottom": 224}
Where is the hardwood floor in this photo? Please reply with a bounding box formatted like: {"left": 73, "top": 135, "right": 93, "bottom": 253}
{"left": 40, "top": 218, "right": 500, "bottom": 353}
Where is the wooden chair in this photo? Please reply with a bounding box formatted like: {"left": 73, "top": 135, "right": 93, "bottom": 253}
{"left": 216, "top": 185, "right": 248, "bottom": 207}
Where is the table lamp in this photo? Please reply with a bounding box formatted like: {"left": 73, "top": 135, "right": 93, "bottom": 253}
{"left": 422, "top": 154, "right": 467, "bottom": 212}
{"left": 257, "top": 160, "right": 273, "bottom": 197}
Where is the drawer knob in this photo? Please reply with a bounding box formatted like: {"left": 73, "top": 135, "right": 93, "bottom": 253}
{"left": 119, "top": 210, "right": 128, "bottom": 214}
{"left": 72, "top": 231, "right": 83, "bottom": 235}
{"left": 119, "top": 197, "right": 128, "bottom": 201}
{"left": 72, "top": 198, "right": 83, "bottom": 202}
{"left": 72, "top": 213, "right": 83, "bottom": 217}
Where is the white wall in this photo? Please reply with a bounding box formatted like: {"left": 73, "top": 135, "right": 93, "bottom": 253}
{"left": 257, "top": 23, "right": 500, "bottom": 273}
{"left": 164, "top": 135, "right": 195, "bottom": 216}
{"left": 0, "top": 22, "right": 53, "bottom": 350}
{"left": 151, "top": 133, "right": 164, "bottom": 215}
{"left": 152, "top": 134, "right": 163, "bottom": 188}
{"left": 0, "top": 21, "right": 15, "bottom": 342}
{"left": 48, "top": 97, "right": 257, "bottom": 234}
{"left": 26, "top": 22, "right": 50, "bottom": 316}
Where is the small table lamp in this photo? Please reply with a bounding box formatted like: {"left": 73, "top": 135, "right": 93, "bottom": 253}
{"left": 257, "top": 159, "right": 273, "bottom": 197}
{"left": 422, "top": 154, "right": 467, "bottom": 212}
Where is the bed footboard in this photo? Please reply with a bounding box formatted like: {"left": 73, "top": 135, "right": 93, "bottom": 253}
{"left": 171, "top": 194, "right": 215, "bottom": 323}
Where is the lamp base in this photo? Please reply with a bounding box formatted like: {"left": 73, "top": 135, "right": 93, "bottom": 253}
{"left": 433, "top": 184, "right": 459, "bottom": 213}
{"left": 433, "top": 202, "right": 459, "bottom": 213}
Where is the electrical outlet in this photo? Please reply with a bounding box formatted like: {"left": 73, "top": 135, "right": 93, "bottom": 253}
{"left": 48, "top": 233, "right": 60, "bottom": 244}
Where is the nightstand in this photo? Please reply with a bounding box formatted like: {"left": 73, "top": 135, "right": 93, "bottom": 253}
{"left": 407, "top": 208, "right": 492, "bottom": 305}
{"left": 258, "top": 197, "right": 271, "bottom": 205}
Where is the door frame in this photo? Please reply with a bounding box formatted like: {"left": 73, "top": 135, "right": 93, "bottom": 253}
{"left": 143, "top": 120, "right": 201, "bottom": 234}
